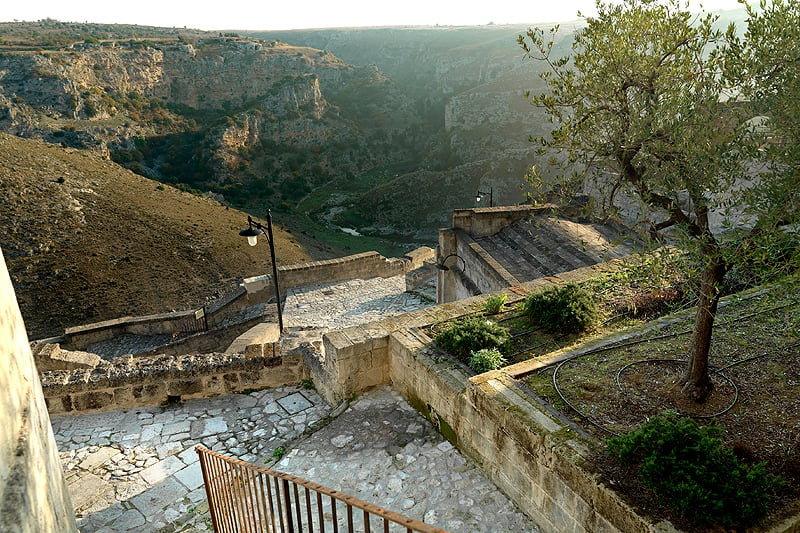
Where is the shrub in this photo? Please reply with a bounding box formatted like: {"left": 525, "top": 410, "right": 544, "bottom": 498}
{"left": 469, "top": 348, "right": 507, "bottom": 373}
{"left": 433, "top": 317, "right": 510, "bottom": 364}
{"left": 522, "top": 283, "right": 597, "bottom": 333}
{"left": 483, "top": 293, "right": 508, "bottom": 315}
{"left": 607, "top": 412, "right": 779, "bottom": 529}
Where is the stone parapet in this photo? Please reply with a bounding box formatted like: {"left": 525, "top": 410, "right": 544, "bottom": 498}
{"left": 243, "top": 250, "right": 416, "bottom": 303}
{"left": 451, "top": 205, "right": 556, "bottom": 238}
{"left": 40, "top": 351, "right": 307, "bottom": 414}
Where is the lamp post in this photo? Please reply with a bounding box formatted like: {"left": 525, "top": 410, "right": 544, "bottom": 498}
{"left": 475, "top": 187, "right": 493, "bottom": 207}
{"left": 240, "top": 211, "right": 283, "bottom": 333}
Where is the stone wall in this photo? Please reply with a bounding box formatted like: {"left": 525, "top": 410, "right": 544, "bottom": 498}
{"left": 243, "top": 249, "right": 431, "bottom": 303}
{"left": 0, "top": 249, "right": 78, "bottom": 532}
{"left": 41, "top": 350, "right": 306, "bottom": 415}
{"left": 389, "top": 329, "right": 654, "bottom": 533}
{"left": 56, "top": 248, "right": 434, "bottom": 357}
{"left": 451, "top": 206, "right": 554, "bottom": 238}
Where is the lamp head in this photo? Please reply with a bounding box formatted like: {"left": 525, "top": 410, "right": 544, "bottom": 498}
{"left": 239, "top": 226, "right": 263, "bottom": 247}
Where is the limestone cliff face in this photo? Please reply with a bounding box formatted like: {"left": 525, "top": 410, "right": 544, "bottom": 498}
{"left": 154, "top": 41, "right": 350, "bottom": 110}
{"left": 0, "top": 39, "right": 357, "bottom": 136}
{"left": 0, "top": 37, "right": 402, "bottom": 188}
{"left": 0, "top": 47, "right": 164, "bottom": 119}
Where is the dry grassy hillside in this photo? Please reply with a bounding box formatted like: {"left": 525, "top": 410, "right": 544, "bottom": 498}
{"left": 0, "top": 133, "right": 312, "bottom": 339}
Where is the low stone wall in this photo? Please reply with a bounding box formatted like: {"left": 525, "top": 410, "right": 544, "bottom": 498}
{"left": 41, "top": 350, "right": 307, "bottom": 414}
{"left": 452, "top": 205, "right": 555, "bottom": 238}
{"left": 390, "top": 329, "right": 652, "bottom": 533}
{"left": 56, "top": 248, "right": 435, "bottom": 354}
{"left": 243, "top": 249, "right": 432, "bottom": 303}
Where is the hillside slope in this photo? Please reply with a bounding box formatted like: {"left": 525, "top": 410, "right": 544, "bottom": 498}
{"left": 0, "top": 133, "right": 311, "bottom": 339}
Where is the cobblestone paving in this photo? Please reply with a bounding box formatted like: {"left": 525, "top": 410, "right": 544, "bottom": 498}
{"left": 283, "top": 275, "right": 432, "bottom": 329}
{"left": 272, "top": 387, "right": 540, "bottom": 533}
{"left": 53, "top": 386, "right": 329, "bottom": 532}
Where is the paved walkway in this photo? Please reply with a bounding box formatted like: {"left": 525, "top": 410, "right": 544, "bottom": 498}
{"left": 53, "top": 386, "right": 329, "bottom": 532}
{"left": 283, "top": 275, "right": 432, "bottom": 330}
{"left": 54, "top": 386, "right": 539, "bottom": 532}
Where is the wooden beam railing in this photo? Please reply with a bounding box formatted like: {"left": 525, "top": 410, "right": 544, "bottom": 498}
{"left": 196, "top": 446, "right": 451, "bottom": 533}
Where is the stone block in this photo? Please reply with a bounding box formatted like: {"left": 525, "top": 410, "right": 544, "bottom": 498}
{"left": 167, "top": 379, "right": 203, "bottom": 396}
{"left": 238, "top": 371, "right": 262, "bottom": 387}
{"left": 113, "top": 387, "right": 135, "bottom": 406}
{"left": 139, "top": 383, "right": 166, "bottom": 400}
{"left": 45, "top": 395, "right": 73, "bottom": 414}
{"left": 244, "top": 343, "right": 263, "bottom": 357}
{"left": 223, "top": 372, "right": 240, "bottom": 390}
{"left": 72, "top": 390, "right": 114, "bottom": 411}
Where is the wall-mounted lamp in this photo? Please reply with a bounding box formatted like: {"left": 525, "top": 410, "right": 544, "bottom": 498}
{"left": 475, "top": 187, "right": 493, "bottom": 207}
{"left": 435, "top": 253, "right": 466, "bottom": 272}
{"left": 239, "top": 211, "right": 283, "bottom": 333}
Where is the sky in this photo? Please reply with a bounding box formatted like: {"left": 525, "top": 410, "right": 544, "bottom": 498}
{"left": 3, "top": 0, "right": 746, "bottom": 31}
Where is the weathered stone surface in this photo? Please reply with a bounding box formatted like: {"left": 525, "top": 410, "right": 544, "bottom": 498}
{"left": 72, "top": 391, "right": 114, "bottom": 411}
{"left": 0, "top": 249, "right": 77, "bottom": 530}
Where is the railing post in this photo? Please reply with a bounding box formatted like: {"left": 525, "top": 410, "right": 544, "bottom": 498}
{"left": 283, "top": 478, "right": 294, "bottom": 533}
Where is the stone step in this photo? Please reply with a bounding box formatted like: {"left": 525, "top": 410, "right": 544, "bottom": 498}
{"left": 225, "top": 322, "right": 280, "bottom": 356}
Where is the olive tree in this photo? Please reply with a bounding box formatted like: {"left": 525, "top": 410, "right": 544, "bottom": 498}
{"left": 518, "top": 0, "right": 752, "bottom": 401}
{"left": 728, "top": 0, "right": 800, "bottom": 232}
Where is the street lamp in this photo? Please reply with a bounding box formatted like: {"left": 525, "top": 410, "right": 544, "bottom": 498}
{"left": 475, "top": 187, "right": 493, "bottom": 207}
{"left": 240, "top": 211, "right": 283, "bottom": 333}
{"left": 435, "top": 253, "right": 466, "bottom": 272}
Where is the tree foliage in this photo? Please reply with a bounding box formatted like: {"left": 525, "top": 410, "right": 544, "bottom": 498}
{"left": 518, "top": 0, "right": 798, "bottom": 402}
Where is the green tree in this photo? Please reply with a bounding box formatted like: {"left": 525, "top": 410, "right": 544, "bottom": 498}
{"left": 518, "top": 0, "right": 751, "bottom": 401}
{"left": 727, "top": 0, "right": 800, "bottom": 234}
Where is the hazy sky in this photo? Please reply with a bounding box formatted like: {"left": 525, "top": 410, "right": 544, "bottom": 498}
{"left": 3, "top": 0, "right": 746, "bottom": 31}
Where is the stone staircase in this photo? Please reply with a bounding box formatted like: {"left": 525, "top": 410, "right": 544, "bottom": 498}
{"left": 474, "top": 216, "right": 637, "bottom": 283}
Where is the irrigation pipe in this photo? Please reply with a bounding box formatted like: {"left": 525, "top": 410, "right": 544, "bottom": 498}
{"left": 546, "top": 297, "right": 798, "bottom": 434}
{"left": 614, "top": 358, "right": 740, "bottom": 419}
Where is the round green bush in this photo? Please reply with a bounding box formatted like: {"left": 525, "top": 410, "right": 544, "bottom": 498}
{"left": 433, "top": 317, "right": 510, "bottom": 364}
{"left": 607, "top": 412, "right": 779, "bottom": 529}
{"left": 522, "top": 283, "right": 597, "bottom": 333}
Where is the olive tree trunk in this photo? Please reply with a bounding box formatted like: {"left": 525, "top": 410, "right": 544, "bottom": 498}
{"left": 681, "top": 251, "right": 727, "bottom": 402}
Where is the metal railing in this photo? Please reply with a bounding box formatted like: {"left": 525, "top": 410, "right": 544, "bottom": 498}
{"left": 196, "top": 446, "right": 450, "bottom": 533}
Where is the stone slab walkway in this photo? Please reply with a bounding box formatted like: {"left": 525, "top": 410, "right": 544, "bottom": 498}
{"left": 53, "top": 386, "right": 539, "bottom": 532}
{"left": 53, "top": 386, "right": 329, "bottom": 532}
{"left": 283, "top": 275, "right": 432, "bottom": 330}
{"left": 271, "top": 386, "right": 540, "bottom": 533}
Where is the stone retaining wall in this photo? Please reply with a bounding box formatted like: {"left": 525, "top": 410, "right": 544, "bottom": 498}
{"left": 243, "top": 249, "right": 433, "bottom": 303}
{"left": 390, "top": 329, "right": 653, "bottom": 533}
{"left": 41, "top": 350, "right": 306, "bottom": 414}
